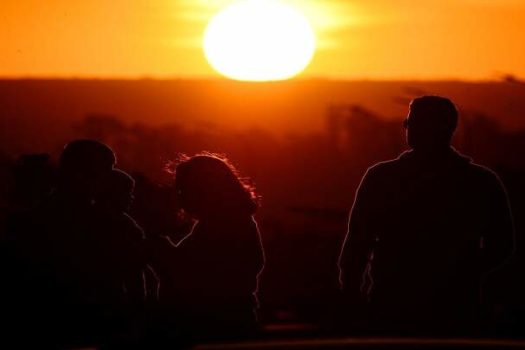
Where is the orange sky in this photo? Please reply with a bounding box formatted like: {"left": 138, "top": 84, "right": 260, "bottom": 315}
{"left": 1, "top": 0, "right": 525, "bottom": 80}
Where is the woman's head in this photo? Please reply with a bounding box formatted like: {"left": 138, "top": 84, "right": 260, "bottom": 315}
{"left": 174, "top": 154, "right": 257, "bottom": 219}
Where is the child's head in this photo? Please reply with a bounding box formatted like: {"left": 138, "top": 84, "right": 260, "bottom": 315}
{"left": 97, "top": 168, "right": 135, "bottom": 213}
{"left": 174, "top": 154, "right": 257, "bottom": 219}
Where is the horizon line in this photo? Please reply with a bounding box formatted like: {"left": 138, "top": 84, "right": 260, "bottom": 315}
{"left": 0, "top": 75, "right": 519, "bottom": 84}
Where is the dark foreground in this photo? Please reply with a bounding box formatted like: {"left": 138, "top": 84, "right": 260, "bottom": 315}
{"left": 195, "top": 337, "right": 525, "bottom": 350}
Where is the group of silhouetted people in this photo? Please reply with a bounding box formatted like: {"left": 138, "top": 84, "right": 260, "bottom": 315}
{"left": 1, "top": 141, "right": 264, "bottom": 348}
{"left": 0, "top": 96, "right": 515, "bottom": 348}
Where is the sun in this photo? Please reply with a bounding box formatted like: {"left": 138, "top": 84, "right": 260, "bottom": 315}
{"left": 203, "top": 0, "right": 316, "bottom": 82}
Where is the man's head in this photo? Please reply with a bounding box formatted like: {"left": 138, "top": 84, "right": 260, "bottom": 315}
{"left": 58, "top": 139, "right": 116, "bottom": 200}
{"left": 404, "top": 96, "right": 458, "bottom": 151}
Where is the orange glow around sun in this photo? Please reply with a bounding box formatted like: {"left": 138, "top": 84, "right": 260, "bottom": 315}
{"left": 203, "top": 0, "right": 316, "bottom": 82}
{"left": 1, "top": 1, "right": 525, "bottom": 80}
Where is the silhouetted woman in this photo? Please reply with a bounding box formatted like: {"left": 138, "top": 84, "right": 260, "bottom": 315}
{"left": 171, "top": 154, "right": 264, "bottom": 341}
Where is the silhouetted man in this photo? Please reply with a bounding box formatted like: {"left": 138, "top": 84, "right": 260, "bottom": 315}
{"left": 338, "top": 96, "right": 514, "bottom": 334}
{"left": 2, "top": 139, "right": 118, "bottom": 347}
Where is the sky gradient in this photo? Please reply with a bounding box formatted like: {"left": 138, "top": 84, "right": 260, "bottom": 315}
{"left": 1, "top": 0, "right": 524, "bottom": 80}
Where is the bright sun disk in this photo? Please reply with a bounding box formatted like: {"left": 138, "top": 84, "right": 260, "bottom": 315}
{"left": 203, "top": 0, "right": 316, "bottom": 82}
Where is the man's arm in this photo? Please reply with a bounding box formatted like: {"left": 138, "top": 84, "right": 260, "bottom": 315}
{"left": 482, "top": 172, "right": 515, "bottom": 272}
{"left": 338, "top": 168, "right": 377, "bottom": 300}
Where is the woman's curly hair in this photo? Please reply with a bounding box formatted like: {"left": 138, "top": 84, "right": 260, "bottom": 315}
{"left": 168, "top": 152, "right": 259, "bottom": 218}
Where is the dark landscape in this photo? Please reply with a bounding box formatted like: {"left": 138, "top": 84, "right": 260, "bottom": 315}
{"left": 1, "top": 79, "right": 524, "bottom": 331}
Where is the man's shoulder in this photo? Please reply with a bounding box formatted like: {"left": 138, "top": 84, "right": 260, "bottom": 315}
{"left": 466, "top": 162, "right": 504, "bottom": 188}
{"left": 365, "top": 156, "right": 405, "bottom": 178}
{"left": 467, "top": 161, "right": 496, "bottom": 176}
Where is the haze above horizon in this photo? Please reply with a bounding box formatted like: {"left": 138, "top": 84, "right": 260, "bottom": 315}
{"left": 1, "top": 0, "right": 524, "bottom": 80}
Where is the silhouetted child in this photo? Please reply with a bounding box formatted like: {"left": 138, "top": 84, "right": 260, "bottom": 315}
{"left": 94, "top": 168, "right": 148, "bottom": 305}
{"left": 171, "top": 154, "right": 265, "bottom": 342}
{"left": 94, "top": 168, "right": 159, "bottom": 346}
